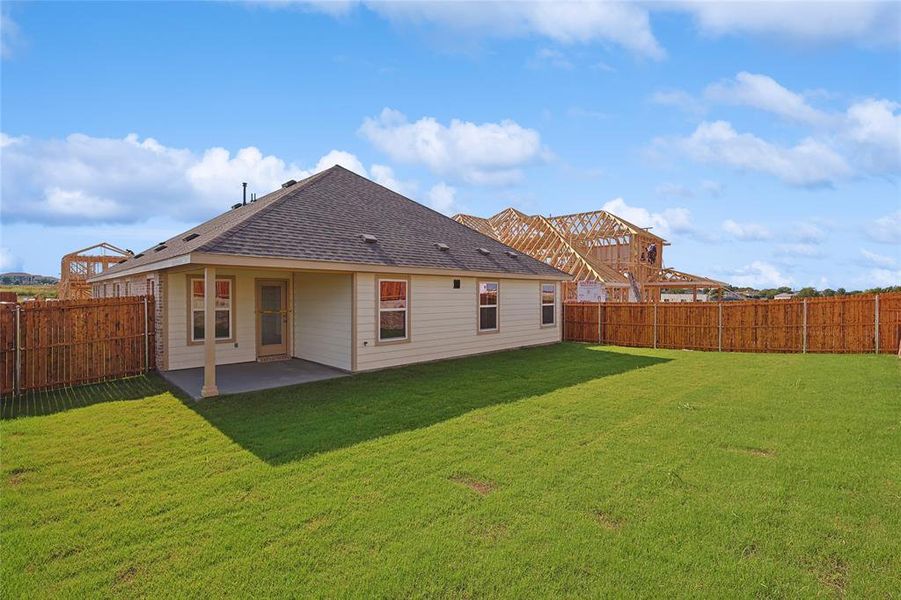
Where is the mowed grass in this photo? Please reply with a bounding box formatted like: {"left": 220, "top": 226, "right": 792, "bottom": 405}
{"left": 2, "top": 344, "right": 899, "bottom": 598}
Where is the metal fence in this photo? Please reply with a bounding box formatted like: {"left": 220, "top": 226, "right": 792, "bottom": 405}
{"left": 563, "top": 293, "right": 901, "bottom": 354}
{"left": 1, "top": 296, "right": 155, "bottom": 397}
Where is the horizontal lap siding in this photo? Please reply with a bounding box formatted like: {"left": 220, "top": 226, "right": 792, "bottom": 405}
{"left": 355, "top": 275, "right": 560, "bottom": 371}
{"left": 166, "top": 269, "right": 286, "bottom": 370}
{"left": 294, "top": 272, "right": 352, "bottom": 370}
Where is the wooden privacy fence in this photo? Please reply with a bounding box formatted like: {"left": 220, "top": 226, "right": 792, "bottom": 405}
{"left": 0, "top": 296, "right": 155, "bottom": 397}
{"left": 564, "top": 293, "right": 901, "bottom": 354}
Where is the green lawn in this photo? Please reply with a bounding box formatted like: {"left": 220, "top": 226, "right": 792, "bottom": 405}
{"left": 2, "top": 344, "right": 899, "bottom": 598}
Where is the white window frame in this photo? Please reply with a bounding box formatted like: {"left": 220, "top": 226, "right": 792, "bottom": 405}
{"left": 190, "top": 277, "right": 233, "bottom": 343}
{"left": 478, "top": 281, "right": 499, "bottom": 333}
{"left": 541, "top": 282, "right": 556, "bottom": 326}
{"left": 377, "top": 278, "right": 409, "bottom": 342}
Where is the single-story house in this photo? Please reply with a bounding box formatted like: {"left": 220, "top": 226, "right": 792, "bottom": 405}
{"left": 89, "top": 166, "right": 570, "bottom": 397}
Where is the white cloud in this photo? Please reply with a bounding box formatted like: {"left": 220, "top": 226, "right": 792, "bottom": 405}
{"left": 843, "top": 98, "right": 901, "bottom": 174}
{"left": 601, "top": 197, "right": 693, "bottom": 238}
{"left": 360, "top": 1, "right": 665, "bottom": 59}
{"left": 793, "top": 222, "right": 827, "bottom": 244}
{"left": 655, "top": 73, "right": 900, "bottom": 183}
{"left": 721, "top": 260, "right": 792, "bottom": 288}
{"left": 0, "top": 246, "right": 22, "bottom": 272}
{"left": 700, "top": 179, "right": 724, "bottom": 196}
{"left": 705, "top": 72, "right": 829, "bottom": 126}
{"left": 312, "top": 149, "right": 368, "bottom": 176}
{"left": 1, "top": 12, "right": 22, "bottom": 60}
{"left": 359, "top": 108, "right": 546, "bottom": 185}
{"left": 775, "top": 243, "right": 823, "bottom": 258}
{"left": 670, "top": 120, "right": 851, "bottom": 187}
{"left": 860, "top": 249, "right": 897, "bottom": 268}
{"left": 722, "top": 219, "right": 772, "bottom": 241}
{"left": 677, "top": 1, "right": 900, "bottom": 47}
{"left": 286, "top": 2, "right": 898, "bottom": 59}
{"left": 369, "top": 164, "right": 417, "bottom": 196}
{"left": 863, "top": 268, "right": 901, "bottom": 287}
{"left": 0, "top": 131, "right": 370, "bottom": 225}
{"left": 649, "top": 89, "right": 706, "bottom": 115}
{"left": 868, "top": 211, "right": 901, "bottom": 244}
{"left": 426, "top": 182, "right": 458, "bottom": 214}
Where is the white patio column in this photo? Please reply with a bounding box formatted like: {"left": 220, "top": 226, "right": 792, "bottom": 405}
{"left": 200, "top": 265, "right": 219, "bottom": 398}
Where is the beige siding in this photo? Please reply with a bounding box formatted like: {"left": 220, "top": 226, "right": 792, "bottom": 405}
{"left": 166, "top": 268, "right": 289, "bottom": 371}
{"left": 293, "top": 272, "right": 352, "bottom": 371}
{"left": 355, "top": 274, "right": 560, "bottom": 371}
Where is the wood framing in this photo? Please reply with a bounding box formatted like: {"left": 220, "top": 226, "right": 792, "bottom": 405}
{"left": 59, "top": 242, "right": 132, "bottom": 300}
{"left": 454, "top": 208, "right": 726, "bottom": 302}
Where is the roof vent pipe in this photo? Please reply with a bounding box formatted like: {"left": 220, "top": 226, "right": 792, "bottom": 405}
{"left": 242, "top": 182, "right": 247, "bottom": 206}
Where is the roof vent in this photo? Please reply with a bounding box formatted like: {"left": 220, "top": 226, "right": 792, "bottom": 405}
{"left": 361, "top": 234, "right": 378, "bottom": 244}
{"left": 477, "top": 248, "right": 491, "bottom": 255}
{"left": 231, "top": 202, "right": 242, "bottom": 210}
{"left": 434, "top": 243, "right": 449, "bottom": 251}
{"left": 505, "top": 250, "right": 518, "bottom": 258}
{"left": 281, "top": 179, "right": 297, "bottom": 189}
{"left": 133, "top": 253, "right": 145, "bottom": 259}
{"left": 153, "top": 244, "right": 168, "bottom": 252}
{"left": 183, "top": 233, "right": 200, "bottom": 242}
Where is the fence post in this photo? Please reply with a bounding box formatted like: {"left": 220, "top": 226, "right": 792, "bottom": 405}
{"left": 874, "top": 294, "right": 879, "bottom": 354}
{"left": 653, "top": 303, "right": 658, "bottom": 349}
{"left": 718, "top": 302, "right": 723, "bottom": 352}
{"left": 802, "top": 298, "right": 808, "bottom": 354}
{"left": 596, "top": 301, "right": 601, "bottom": 344}
{"left": 14, "top": 304, "right": 21, "bottom": 397}
{"left": 143, "top": 295, "right": 150, "bottom": 371}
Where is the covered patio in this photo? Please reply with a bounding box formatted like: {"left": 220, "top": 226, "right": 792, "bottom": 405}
{"left": 161, "top": 358, "right": 348, "bottom": 400}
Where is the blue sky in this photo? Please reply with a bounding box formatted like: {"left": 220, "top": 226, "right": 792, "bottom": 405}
{"left": 1, "top": 1, "right": 899, "bottom": 289}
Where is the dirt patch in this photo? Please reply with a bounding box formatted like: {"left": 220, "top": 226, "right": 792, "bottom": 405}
{"left": 730, "top": 446, "right": 776, "bottom": 458}
{"left": 450, "top": 475, "right": 496, "bottom": 496}
{"left": 593, "top": 510, "right": 623, "bottom": 531}
{"left": 470, "top": 522, "right": 509, "bottom": 542}
{"left": 114, "top": 566, "right": 138, "bottom": 586}
{"left": 741, "top": 543, "right": 758, "bottom": 560}
{"left": 6, "top": 467, "right": 33, "bottom": 486}
{"left": 814, "top": 556, "right": 849, "bottom": 596}
{"left": 305, "top": 514, "right": 329, "bottom": 532}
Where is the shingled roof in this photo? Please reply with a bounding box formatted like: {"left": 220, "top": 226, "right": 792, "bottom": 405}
{"left": 96, "top": 166, "right": 569, "bottom": 280}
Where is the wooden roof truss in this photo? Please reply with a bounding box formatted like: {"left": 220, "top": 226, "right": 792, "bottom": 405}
{"left": 59, "top": 242, "right": 132, "bottom": 300}
{"left": 454, "top": 207, "right": 725, "bottom": 302}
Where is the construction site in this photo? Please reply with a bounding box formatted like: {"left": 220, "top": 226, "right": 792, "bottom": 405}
{"left": 58, "top": 243, "right": 132, "bottom": 300}
{"left": 453, "top": 207, "right": 725, "bottom": 302}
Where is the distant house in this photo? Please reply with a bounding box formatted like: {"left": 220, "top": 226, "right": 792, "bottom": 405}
{"left": 773, "top": 292, "right": 796, "bottom": 300}
{"left": 89, "top": 166, "right": 569, "bottom": 396}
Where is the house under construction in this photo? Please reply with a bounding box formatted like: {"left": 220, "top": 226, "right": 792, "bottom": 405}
{"left": 59, "top": 243, "right": 133, "bottom": 300}
{"left": 453, "top": 208, "right": 724, "bottom": 302}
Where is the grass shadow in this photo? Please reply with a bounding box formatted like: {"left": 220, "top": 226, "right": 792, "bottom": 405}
{"left": 1, "top": 375, "right": 170, "bottom": 419}
{"left": 188, "top": 344, "right": 670, "bottom": 465}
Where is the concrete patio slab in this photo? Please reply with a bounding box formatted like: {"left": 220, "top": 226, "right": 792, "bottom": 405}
{"left": 161, "top": 359, "right": 348, "bottom": 400}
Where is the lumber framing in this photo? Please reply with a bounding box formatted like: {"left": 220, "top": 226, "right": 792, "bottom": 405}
{"left": 453, "top": 208, "right": 725, "bottom": 302}
{"left": 59, "top": 242, "right": 132, "bottom": 300}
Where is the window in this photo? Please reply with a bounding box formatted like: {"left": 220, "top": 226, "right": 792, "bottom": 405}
{"left": 378, "top": 279, "right": 408, "bottom": 341}
{"left": 541, "top": 282, "right": 556, "bottom": 326}
{"left": 190, "top": 278, "right": 233, "bottom": 342}
{"left": 478, "top": 281, "right": 498, "bottom": 332}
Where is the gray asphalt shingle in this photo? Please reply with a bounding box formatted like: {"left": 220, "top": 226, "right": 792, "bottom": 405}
{"left": 101, "top": 166, "right": 567, "bottom": 279}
